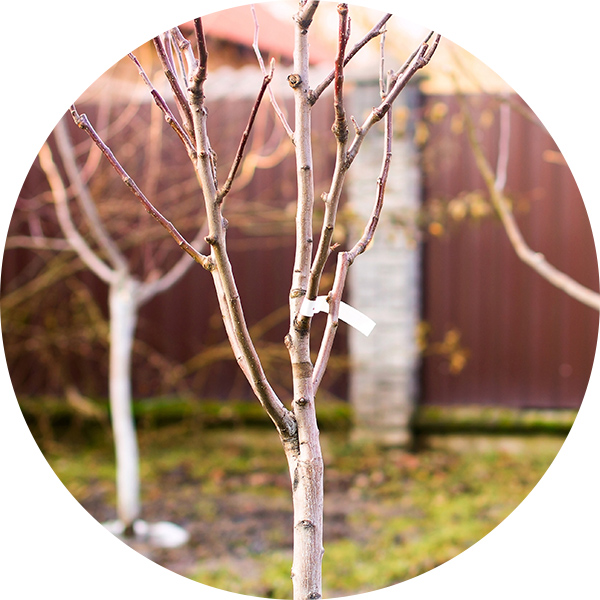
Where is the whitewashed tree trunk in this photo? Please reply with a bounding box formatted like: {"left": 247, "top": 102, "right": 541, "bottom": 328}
{"left": 39, "top": 119, "right": 205, "bottom": 540}
{"left": 108, "top": 274, "right": 141, "bottom": 532}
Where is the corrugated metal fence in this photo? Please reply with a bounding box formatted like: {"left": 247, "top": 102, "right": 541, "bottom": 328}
{"left": 3, "top": 91, "right": 597, "bottom": 412}
{"left": 420, "top": 94, "right": 599, "bottom": 409}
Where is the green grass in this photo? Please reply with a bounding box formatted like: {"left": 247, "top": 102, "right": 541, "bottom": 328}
{"left": 41, "top": 422, "right": 559, "bottom": 598}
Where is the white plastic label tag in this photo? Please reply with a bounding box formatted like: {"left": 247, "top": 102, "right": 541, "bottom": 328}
{"left": 300, "top": 296, "right": 375, "bottom": 337}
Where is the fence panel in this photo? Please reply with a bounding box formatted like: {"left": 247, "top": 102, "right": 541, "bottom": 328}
{"left": 420, "top": 94, "right": 598, "bottom": 409}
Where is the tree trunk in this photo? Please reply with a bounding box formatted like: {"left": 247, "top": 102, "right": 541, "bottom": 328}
{"left": 283, "top": 422, "right": 324, "bottom": 600}
{"left": 108, "top": 273, "right": 141, "bottom": 534}
{"left": 284, "top": 3, "right": 325, "bottom": 598}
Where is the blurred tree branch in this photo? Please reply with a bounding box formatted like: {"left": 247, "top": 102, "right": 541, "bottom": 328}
{"left": 460, "top": 93, "right": 600, "bottom": 311}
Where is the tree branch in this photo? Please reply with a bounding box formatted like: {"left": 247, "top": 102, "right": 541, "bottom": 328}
{"left": 69, "top": 105, "right": 211, "bottom": 269}
{"left": 251, "top": 4, "right": 294, "bottom": 139}
{"left": 0, "top": 252, "right": 84, "bottom": 313}
{"left": 305, "top": 3, "right": 350, "bottom": 303}
{"left": 295, "top": 0, "right": 320, "bottom": 32}
{"left": 305, "top": 26, "right": 440, "bottom": 317}
{"left": 128, "top": 51, "right": 196, "bottom": 159}
{"left": 136, "top": 222, "right": 210, "bottom": 306}
{"left": 345, "top": 33, "right": 440, "bottom": 167}
{"left": 152, "top": 34, "right": 196, "bottom": 143}
{"left": 4, "top": 235, "right": 71, "bottom": 251}
{"left": 217, "top": 62, "right": 275, "bottom": 203}
{"left": 193, "top": 18, "right": 208, "bottom": 81}
{"left": 313, "top": 106, "right": 393, "bottom": 391}
{"left": 460, "top": 95, "right": 600, "bottom": 311}
{"left": 53, "top": 118, "right": 128, "bottom": 271}
{"left": 185, "top": 20, "right": 296, "bottom": 439}
{"left": 289, "top": 0, "right": 321, "bottom": 335}
{"left": 310, "top": 12, "right": 392, "bottom": 104}
{"left": 38, "top": 142, "right": 117, "bottom": 285}
{"left": 346, "top": 111, "right": 392, "bottom": 265}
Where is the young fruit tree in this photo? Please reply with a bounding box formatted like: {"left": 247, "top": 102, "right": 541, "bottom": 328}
{"left": 69, "top": 2, "right": 440, "bottom": 597}
{"left": 34, "top": 113, "right": 207, "bottom": 543}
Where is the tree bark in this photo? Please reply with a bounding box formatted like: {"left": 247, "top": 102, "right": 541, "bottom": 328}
{"left": 283, "top": 433, "right": 324, "bottom": 600}
{"left": 284, "top": 3, "right": 324, "bottom": 599}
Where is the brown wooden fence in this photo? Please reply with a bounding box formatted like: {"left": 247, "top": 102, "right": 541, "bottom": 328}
{"left": 419, "top": 94, "right": 599, "bottom": 409}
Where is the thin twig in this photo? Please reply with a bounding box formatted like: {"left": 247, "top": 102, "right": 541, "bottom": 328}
{"left": 332, "top": 4, "right": 350, "bottom": 142}
{"left": 136, "top": 221, "right": 210, "bottom": 305}
{"left": 170, "top": 25, "right": 200, "bottom": 84}
{"left": 4, "top": 235, "right": 72, "bottom": 251}
{"left": 251, "top": 4, "right": 294, "bottom": 139}
{"left": 168, "top": 29, "right": 190, "bottom": 82}
{"left": 396, "top": 30, "right": 436, "bottom": 77}
{"left": 345, "top": 34, "right": 441, "bottom": 166}
{"left": 193, "top": 19, "right": 208, "bottom": 80}
{"left": 379, "top": 29, "right": 387, "bottom": 98}
{"left": 495, "top": 99, "right": 511, "bottom": 192}
{"left": 128, "top": 52, "right": 196, "bottom": 159}
{"left": 0, "top": 253, "right": 84, "bottom": 313}
{"left": 217, "top": 62, "right": 275, "bottom": 203}
{"left": 78, "top": 93, "right": 112, "bottom": 184}
{"left": 69, "top": 105, "right": 211, "bottom": 269}
{"left": 310, "top": 13, "right": 393, "bottom": 104}
{"left": 346, "top": 109, "right": 392, "bottom": 264}
{"left": 152, "top": 35, "right": 195, "bottom": 143}
{"left": 189, "top": 19, "right": 207, "bottom": 99}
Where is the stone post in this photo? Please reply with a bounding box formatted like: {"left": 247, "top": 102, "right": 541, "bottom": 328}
{"left": 346, "top": 78, "right": 421, "bottom": 446}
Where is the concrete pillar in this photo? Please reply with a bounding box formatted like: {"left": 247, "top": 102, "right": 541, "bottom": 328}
{"left": 346, "top": 79, "right": 421, "bottom": 446}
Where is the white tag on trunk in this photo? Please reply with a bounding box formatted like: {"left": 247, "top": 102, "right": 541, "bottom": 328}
{"left": 300, "top": 296, "right": 375, "bottom": 337}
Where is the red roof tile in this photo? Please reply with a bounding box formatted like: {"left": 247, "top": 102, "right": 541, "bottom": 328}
{"left": 200, "top": 4, "right": 332, "bottom": 64}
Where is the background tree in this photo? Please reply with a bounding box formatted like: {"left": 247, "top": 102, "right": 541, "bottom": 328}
{"left": 461, "top": 95, "right": 600, "bottom": 310}
{"left": 7, "top": 97, "right": 209, "bottom": 540}
{"left": 413, "top": 65, "right": 598, "bottom": 411}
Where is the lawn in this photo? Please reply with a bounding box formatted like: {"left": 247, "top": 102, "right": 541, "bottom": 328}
{"left": 41, "top": 420, "right": 559, "bottom": 598}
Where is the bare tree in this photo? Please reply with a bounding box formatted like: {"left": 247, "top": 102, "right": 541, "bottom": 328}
{"left": 69, "top": 3, "right": 439, "bottom": 597}
{"left": 35, "top": 115, "right": 208, "bottom": 542}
